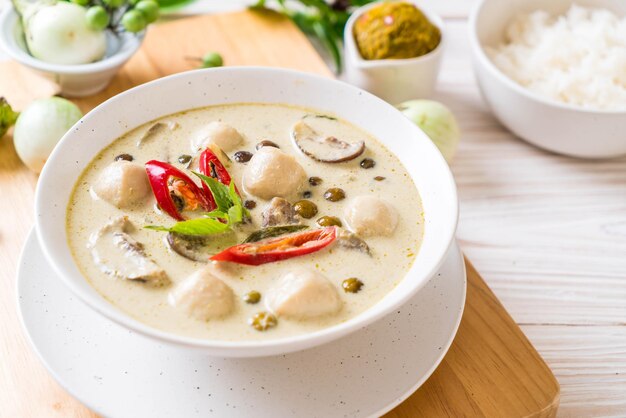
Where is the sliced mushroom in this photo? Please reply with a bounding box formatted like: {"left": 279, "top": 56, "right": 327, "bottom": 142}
{"left": 88, "top": 217, "right": 170, "bottom": 286}
{"left": 166, "top": 233, "right": 213, "bottom": 262}
{"left": 337, "top": 229, "right": 371, "bottom": 255}
{"left": 261, "top": 197, "right": 299, "bottom": 227}
{"left": 292, "top": 121, "right": 365, "bottom": 163}
{"left": 137, "top": 121, "right": 179, "bottom": 148}
{"left": 166, "top": 231, "right": 238, "bottom": 262}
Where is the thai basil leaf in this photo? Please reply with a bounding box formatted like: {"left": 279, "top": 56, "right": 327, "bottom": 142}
{"left": 146, "top": 217, "right": 230, "bottom": 236}
{"left": 204, "top": 209, "right": 228, "bottom": 219}
{"left": 192, "top": 171, "right": 232, "bottom": 213}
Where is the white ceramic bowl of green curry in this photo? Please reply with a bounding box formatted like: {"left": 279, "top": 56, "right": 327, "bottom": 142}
{"left": 35, "top": 67, "right": 458, "bottom": 357}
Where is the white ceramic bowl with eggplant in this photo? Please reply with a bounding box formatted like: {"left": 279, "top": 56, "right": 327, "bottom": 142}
{"left": 35, "top": 67, "right": 458, "bottom": 357}
{"left": 469, "top": 0, "right": 626, "bottom": 158}
{"left": 0, "top": 7, "right": 142, "bottom": 98}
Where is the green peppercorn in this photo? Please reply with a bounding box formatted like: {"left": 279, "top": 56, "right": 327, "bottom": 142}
{"left": 308, "top": 176, "right": 322, "bottom": 186}
{"left": 360, "top": 158, "right": 376, "bottom": 169}
{"left": 293, "top": 200, "right": 318, "bottom": 219}
{"left": 178, "top": 154, "right": 192, "bottom": 164}
{"left": 255, "top": 140, "right": 279, "bottom": 150}
{"left": 342, "top": 278, "right": 364, "bottom": 293}
{"left": 114, "top": 153, "right": 134, "bottom": 162}
{"left": 250, "top": 312, "right": 277, "bottom": 331}
{"left": 324, "top": 187, "right": 345, "bottom": 202}
{"left": 233, "top": 150, "right": 253, "bottom": 163}
{"left": 316, "top": 216, "right": 342, "bottom": 227}
{"left": 243, "top": 291, "right": 261, "bottom": 304}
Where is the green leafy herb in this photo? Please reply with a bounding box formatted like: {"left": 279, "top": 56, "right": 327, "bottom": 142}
{"left": 146, "top": 173, "right": 249, "bottom": 236}
{"left": 228, "top": 205, "right": 242, "bottom": 225}
{"left": 193, "top": 172, "right": 232, "bottom": 212}
{"left": 146, "top": 217, "right": 229, "bottom": 236}
{"left": 0, "top": 97, "right": 19, "bottom": 138}
{"left": 228, "top": 181, "right": 249, "bottom": 221}
{"left": 243, "top": 225, "right": 309, "bottom": 243}
{"left": 250, "top": 0, "right": 377, "bottom": 73}
{"left": 204, "top": 209, "right": 228, "bottom": 219}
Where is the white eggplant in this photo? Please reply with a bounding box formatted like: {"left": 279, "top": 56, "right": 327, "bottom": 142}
{"left": 397, "top": 100, "right": 461, "bottom": 164}
{"left": 13, "top": 0, "right": 106, "bottom": 65}
{"left": 13, "top": 97, "right": 83, "bottom": 172}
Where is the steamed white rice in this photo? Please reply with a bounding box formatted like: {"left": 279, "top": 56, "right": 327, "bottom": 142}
{"left": 487, "top": 5, "right": 626, "bottom": 111}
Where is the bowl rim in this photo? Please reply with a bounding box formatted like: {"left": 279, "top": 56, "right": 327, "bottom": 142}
{"left": 344, "top": 0, "right": 446, "bottom": 69}
{"left": 469, "top": 0, "right": 626, "bottom": 115}
{"left": 0, "top": 7, "right": 143, "bottom": 75}
{"left": 35, "top": 66, "right": 459, "bottom": 353}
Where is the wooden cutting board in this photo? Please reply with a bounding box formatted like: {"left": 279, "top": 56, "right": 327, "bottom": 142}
{"left": 0, "top": 11, "right": 559, "bottom": 417}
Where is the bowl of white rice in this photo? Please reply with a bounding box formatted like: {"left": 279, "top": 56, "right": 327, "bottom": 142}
{"left": 469, "top": 0, "right": 626, "bottom": 158}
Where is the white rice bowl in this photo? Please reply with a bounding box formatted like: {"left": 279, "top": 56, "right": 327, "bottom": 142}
{"left": 487, "top": 4, "right": 626, "bottom": 111}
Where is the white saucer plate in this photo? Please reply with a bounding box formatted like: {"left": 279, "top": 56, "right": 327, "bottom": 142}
{"left": 17, "top": 230, "right": 466, "bottom": 418}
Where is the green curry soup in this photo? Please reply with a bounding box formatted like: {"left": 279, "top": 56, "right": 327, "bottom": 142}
{"left": 66, "top": 103, "right": 424, "bottom": 341}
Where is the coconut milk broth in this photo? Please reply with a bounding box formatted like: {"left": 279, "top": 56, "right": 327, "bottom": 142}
{"left": 67, "top": 103, "right": 424, "bottom": 341}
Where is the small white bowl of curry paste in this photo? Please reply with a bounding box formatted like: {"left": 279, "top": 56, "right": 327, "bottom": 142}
{"left": 344, "top": 0, "right": 445, "bottom": 104}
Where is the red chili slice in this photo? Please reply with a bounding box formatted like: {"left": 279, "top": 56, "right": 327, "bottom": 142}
{"left": 211, "top": 227, "right": 338, "bottom": 266}
{"left": 199, "top": 148, "right": 239, "bottom": 196}
{"left": 145, "top": 160, "right": 213, "bottom": 221}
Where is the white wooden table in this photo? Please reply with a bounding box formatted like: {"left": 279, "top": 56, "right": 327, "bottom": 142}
{"left": 434, "top": 3, "right": 626, "bottom": 417}
{"left": 444, "top": 27, "right": 626, "bottom": 418}
{"left": 1, "top": 0, "right": 624, "bottom": 416}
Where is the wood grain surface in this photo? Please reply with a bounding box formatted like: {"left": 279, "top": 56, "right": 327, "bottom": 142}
{"left": 385, "top": 260, "right": 559, "bottom": 418}
{"left": 0, "top": 10, "right": 563, "bottom": 418}
{"left": 439, "top": 20, "right": 626, "bottom": 417}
